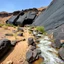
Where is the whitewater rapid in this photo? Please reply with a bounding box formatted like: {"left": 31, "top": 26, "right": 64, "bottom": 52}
{"left": 37, "top": 36, "right": 64, "bottom": 64}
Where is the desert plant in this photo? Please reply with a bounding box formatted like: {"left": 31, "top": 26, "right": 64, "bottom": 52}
{"left": 5, "top": 24, "right": 16, "bottom": 28}
{"left": 36, "top": 26, "right": 45, "bottom": 34}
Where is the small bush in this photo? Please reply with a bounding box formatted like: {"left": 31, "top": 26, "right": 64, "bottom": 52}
{"left": 5, "top": 24, "right": 16, "bottom": 28}
{"left": 36, "top": 26, "right": 45, "bottom": 34}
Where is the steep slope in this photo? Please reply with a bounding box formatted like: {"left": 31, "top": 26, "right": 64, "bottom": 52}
{"left": 32, "top": 0, "right": 64, "bottom": 31}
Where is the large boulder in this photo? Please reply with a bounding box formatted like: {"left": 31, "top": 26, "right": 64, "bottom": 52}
{"left": 52, "top": 25, "right": 64, "bottom": 48}
{"left": 26, "top": 49, "right": 41, "bottom": 63}
{"left": 0, "top": 39, "right": 11, "bottom": 59}
{"left": 58, "top": 46, "right": 64, "bottom": 60}
{"left": 28, "top": 37, "right": 36, "bottom": 46}
{"left": 26, "top": 50, "right": 33, "bottom": 63}
{"left": 16, "top": 11, "right": 37, "bottom": 26}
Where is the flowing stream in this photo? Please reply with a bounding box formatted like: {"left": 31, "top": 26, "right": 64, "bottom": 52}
{"left": 37, "top": 36, "right": 64, "bottom": 64}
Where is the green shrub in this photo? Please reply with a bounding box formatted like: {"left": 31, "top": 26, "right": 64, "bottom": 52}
{"left": 36, "top": 26, "right": 45, "bottom": 34}
{"left": 5, "top": 24, "right": 16, "bottom": 28}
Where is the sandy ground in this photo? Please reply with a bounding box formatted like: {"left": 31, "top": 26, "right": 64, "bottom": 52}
{"left": 0, "top": 27, "right": 31, "bottom": 64}
{"left": 0, "top": 16, "right": 11, "bottom": 24}
{"left": 0, "top": 27, "right": 43, "bottom": 64}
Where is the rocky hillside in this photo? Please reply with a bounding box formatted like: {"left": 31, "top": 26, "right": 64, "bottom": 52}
{"left": 0, "top": 7, "right": 46, "bottom": 24}
{"left": 0, "top": 12, "right": 12, "bottom": 24}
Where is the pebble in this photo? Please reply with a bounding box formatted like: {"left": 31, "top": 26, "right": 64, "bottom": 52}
{"left": 6, "top": 60, "right": 13, "bottom": 64}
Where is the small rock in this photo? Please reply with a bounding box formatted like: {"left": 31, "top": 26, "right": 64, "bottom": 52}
{"left": 5, "top": 33, "right": 13, "bottom": 36}
{"left": 60, "top": 43, "right": 64, "bottom": 48}
{"left": 29, "top": 29, "right": 33, "bottom": 32}
{"left": 17, "top": 33, "right": 23, "bottom": 36}
{"left": 28, "top": 37, "right": 35, "bottom": 46}
{"left": 35, "top": 40, "right": 39, "bottom": 43}
{"left": 26, "top": 49, "right": 41, "bottom": 63}
{"left": 11, "top": 40, "right": 17, "bottom": 47}
{"left": 36, "top": 34, "right": 42, "bottom": 38}
{"left": 6, "top": 60, "right": 13, "bottom": 64}
{"left": 17, "top": 27, "right": 24, "bottom": 32}
{"left": 12, "top": 30, "right": 18, "bottom": 33}
{"left": 22, "top": 39, "right": 26, "bottom": 41}
{"left": 38, "top": 31, "right": 43, "bottom": 34}
{"left": 35, "top": 36, "right": 39, "bottom": 39}
{"left": 33, "top": 30, "right": 38, "bottom": 36}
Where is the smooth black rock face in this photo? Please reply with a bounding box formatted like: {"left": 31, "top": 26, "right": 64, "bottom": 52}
{"left": 58, "top": 47, "right": 64, "bottom": 61}
{"left": 0, "top": 39, "right": 11, "bottom": 59}
{"left": 19, "top": 11, "right": 36, "bottom": 26}
{"left": 32, "top": 0, "right": 64, "bottom": 31}
{"left": 6, "top": 11, "right": 37, "bottom": 26}
{"left": 6, "top": 15, "right": 18, "bottom": 25}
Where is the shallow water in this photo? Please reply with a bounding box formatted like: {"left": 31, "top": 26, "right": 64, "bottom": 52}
{"left": 37, "top": 36, "right": 64, "bottom": 64}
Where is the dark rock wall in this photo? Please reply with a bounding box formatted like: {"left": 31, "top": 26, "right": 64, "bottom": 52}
{"left": 32, "top": 0, "right": 64, "bottom": 31}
